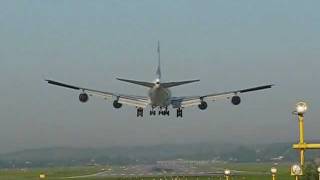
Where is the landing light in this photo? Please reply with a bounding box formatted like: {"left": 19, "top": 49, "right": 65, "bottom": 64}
{"left": 224, "top": 169, "right": 231, "bottom": 175}
{"left": 154, "top": 78, "right": 160, "bottom": 84}
{"left": 295, "top": 101, "right": 308, "bottom": 115}
{"left": 271, "top": 167, "right": 277, "bottom": 174}
{"left": 39, "top": 174, "right": 46, "bottom": 179}
{"left": 291, "top": 164, "right": 302, "bottom": 176}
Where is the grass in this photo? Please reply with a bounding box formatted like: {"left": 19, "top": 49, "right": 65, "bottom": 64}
{"left": 0, "top": 166, "right": 104, "bottom": 180}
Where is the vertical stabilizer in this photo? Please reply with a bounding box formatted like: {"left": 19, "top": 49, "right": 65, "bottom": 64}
{"left": 156, "top": 41, "right": 161, "bottom": 80}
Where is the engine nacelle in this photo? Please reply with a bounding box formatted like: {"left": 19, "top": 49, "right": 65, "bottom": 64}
{"left": 198, "top": 101, "right": 208, "bottom": 110}
{"left": 79, "top": 93, "right": 89, "bottom": 103}
{"left": 113, "top": 100, "right": 122, "bottom": 109}
{"left": 231, "top": 95, "right": 241, "bottom": 105}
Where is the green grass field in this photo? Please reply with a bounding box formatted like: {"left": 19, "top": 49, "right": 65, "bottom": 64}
{"left": 0, "top": 163, "right": 299, "bottom": 180}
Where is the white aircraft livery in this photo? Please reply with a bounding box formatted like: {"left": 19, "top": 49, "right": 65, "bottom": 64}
{"left": 46, "top": 42, "right": 273, "bottom": 118}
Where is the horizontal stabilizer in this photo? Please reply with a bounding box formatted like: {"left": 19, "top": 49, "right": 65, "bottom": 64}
{"left": 116, "top": 78, "right": 154, "bottom": 87}
{"left": 161, "top": 80, "right": 200, "bottom": 88}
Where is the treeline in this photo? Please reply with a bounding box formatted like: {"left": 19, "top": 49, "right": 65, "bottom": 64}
{"left": 0, "top": 142, "right": 318, "bottom": 168}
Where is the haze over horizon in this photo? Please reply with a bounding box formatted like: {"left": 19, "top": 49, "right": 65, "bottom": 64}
{"left": 0, "top": 0, "right": 320, "bottom": 153}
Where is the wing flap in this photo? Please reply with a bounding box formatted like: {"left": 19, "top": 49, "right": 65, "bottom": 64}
{"left": 181, "top": 99, "right": 202, "bottom": 108}
{"left": 118, "top": 97, "right": 149, "bottom": 108}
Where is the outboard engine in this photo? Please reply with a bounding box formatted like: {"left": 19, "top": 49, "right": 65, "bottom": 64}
{"left": 79, "top": 93, "right": 89, "bottom": 103}
{"left": 231, "top": 95, "right": 241, "bottom": 105}
{"left": 113, "top": 100, "right": 122, "bottom": 109}
{"left": 198, "top": 101, "right": 208, "bottom": 110}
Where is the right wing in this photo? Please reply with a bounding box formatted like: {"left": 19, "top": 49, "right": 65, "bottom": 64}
{"left": 45, "top": 80, "right": 150, "bottom": 108}
{"left": 171, "top": 84, "right": 274, "bottom": 108}
{"left": 200, "top": 84, "right": 274, "bottom": 101}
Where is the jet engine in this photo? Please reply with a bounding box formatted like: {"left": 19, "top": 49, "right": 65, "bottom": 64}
{"left": 79, "top": 93, "right": 89, "bottom": 103}
{"left": 113, "top": 100, "right": 122, "bottom": 109}
{"left": 198, "top": 101, "right": 208, "bottom": 110}
{"left": 231, "top": 95, "right": 241, "bottom": 105}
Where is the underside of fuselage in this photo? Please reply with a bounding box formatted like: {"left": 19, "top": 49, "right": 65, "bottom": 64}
{"left": 148, "top": 86, "right": 171, "bottom": 107}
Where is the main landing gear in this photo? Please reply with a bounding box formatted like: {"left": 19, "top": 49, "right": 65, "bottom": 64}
{"left": 138, "top": 107, "right": 183, "bottom": 118}
{"left": 159, "top": 107, "right": 170, "bottom": 116}
{"left": 176, "top": 108, "right": 183, "bottom": 118}
{"left": 137, "top": 107, "right": 144, "bottom": 117}
{"left": 149, "top": 107, "right": 170, "bottom": 116}
{"left": 150, "top": 109, "right": 156, "bottom": 116}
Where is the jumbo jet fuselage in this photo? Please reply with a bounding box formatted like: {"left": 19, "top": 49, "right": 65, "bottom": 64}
{"left": 148, "top": 80, "right": 171, "bottom": 107}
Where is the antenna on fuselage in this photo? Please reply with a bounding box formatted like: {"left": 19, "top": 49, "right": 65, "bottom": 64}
{"left": 156, "top": 41, "right": 161, "bottom": 81}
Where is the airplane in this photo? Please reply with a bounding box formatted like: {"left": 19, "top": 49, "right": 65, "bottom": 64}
{"left": 46, "top": 42, "right": 273, "bottom": 118}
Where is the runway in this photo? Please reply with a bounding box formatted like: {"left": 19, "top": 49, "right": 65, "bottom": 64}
{"left": 63, "top": 164, "right": 268, "bottom": 179}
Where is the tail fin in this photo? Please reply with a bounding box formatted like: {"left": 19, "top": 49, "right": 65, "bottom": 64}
{"left": 156, "top": 41, "right": 161, "bottom": 80}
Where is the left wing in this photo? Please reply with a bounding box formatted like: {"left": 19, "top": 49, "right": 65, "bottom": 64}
{"left": 171, "top": 84, "right": 274, "bottom": 108}
{"left": 46, "top": 80, "right": 150, "bottom": 108}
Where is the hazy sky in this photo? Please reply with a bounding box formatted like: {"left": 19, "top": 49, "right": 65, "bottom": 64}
{"left": 0, "top": 0, "right": 320, "bottom": 153}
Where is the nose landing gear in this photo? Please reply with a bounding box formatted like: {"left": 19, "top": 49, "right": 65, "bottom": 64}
{"left": 159, "top": 110, "right": 170, "bottom": 116}
{"left": 158, "top": 107, "right": 170, "bottom": 116}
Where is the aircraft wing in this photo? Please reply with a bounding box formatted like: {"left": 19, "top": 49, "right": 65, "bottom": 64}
{"left": 45, "top": 80, "right": 150, "bottom": 108}
{"left": 171, "top": 84, "right": 274, "bottom": 108}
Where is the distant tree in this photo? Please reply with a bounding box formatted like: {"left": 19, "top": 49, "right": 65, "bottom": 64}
{"left": 222, "top": 146, "right": 257, "bottom": 162}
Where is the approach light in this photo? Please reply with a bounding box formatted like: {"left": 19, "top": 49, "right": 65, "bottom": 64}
{"left": 291, "top": 164, "right": 302, "bottom": 176}
{"left": 295, "top": 101, "right": 308, "bottom": 115}
{"left": 39, "top": 174, "right": 46, "bottom": 179}
{"left": 224, "top": 169, "right": 231, "bottom": 175}
{"left": 271, "top": 167, "right": 277, "bottom": 174}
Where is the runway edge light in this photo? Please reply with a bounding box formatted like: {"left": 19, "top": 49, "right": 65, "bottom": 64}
{"left": 271, "top": 167, "right": 277, "bottom": 180}
{"left": 295, "top": 101, "right": 308, "bottom": 115}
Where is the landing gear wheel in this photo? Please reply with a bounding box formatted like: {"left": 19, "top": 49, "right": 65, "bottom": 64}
{"left": 176, "top": 108, "right": 183, "bottom": 118}
{"left": 158, "top": 110, "right": 170, "bottom": 116}
{"left": 137, "top": 108, "right": 144, "bottom": 117}
{"left": 150, "top": 110, "right": 156, "bottom": 116}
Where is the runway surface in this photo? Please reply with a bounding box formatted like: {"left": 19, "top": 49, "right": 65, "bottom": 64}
{"left": 63, "top": 164, "right": 267, "bottom": 179}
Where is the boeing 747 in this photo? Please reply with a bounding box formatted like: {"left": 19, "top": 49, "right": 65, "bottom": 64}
{"left": 46, "top": 42, "right": 273, "bottom": 118}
